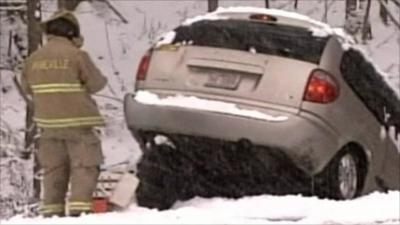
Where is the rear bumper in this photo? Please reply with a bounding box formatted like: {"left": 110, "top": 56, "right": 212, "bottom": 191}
{"left": 124, "top": 93, "right": 340, "bottom": 174}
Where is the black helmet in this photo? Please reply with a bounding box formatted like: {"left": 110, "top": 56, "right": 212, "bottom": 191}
{"left": 46, "top": 18, "right": 79, "bottom": 39}
{"left": 41, "top": 10, "right": 80, "bottom": 39}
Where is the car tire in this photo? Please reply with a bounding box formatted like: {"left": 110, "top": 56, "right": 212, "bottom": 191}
{"left": 314, "top": 149, "right": 362, "bottom": 200}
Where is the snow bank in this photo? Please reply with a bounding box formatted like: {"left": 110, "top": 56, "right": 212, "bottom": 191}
{"left": 4, "top": 191, "right": 399, "bottom": 224}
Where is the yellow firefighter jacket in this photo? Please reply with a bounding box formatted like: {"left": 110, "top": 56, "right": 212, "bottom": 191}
{"left": 21, "top": 36, "right": 107, "bottom": 129}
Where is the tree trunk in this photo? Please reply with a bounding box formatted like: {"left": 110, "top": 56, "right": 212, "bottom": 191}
{"left": 26, "top": 0, "right": 42, "bottom": 203}
{"left": 265, "top": 0, "right": 270, "bottom": 8}
{"left": 361, "top": 0, "right": 372, "bottom": 42}
{"left": 380, "top": 0, "right": 389, "bottom": 25}
{"left": 344, "top": 0, "right": 364, "bottom": 40}
{"left": 58, "top": 0, "right": 82, "bottom": 10}
{"left": 208, "top": 0, "right": 218, "bottom": 12}
{"left": 323, "top": 0, "right": 328, "bottom": 22}
{"left": 27, "top": 0, "right": 41, "bottom": 55}
{"left": 345, "top": 0, "right": 358, "bottom": 19}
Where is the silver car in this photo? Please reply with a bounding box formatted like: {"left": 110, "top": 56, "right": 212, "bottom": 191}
{"left": 124, "top": 8, "right": 400, "bottom": 209}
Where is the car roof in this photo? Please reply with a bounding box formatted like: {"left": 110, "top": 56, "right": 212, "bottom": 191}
{"left": 183, "top": 7, "right": 334, "bottom": 37}
{"left": 218, "top": 12, "right": 326, "bottom": 31}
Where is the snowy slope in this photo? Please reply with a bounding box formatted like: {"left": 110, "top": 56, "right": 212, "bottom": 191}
{"left": 1, "top": 0, "right": 399, "bottom": 223}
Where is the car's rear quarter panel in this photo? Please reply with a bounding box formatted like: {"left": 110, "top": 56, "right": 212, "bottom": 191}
{"left": 300, "top": 37, "right": 400, "bottom": 193}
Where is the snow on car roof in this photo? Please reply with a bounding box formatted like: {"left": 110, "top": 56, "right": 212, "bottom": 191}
{"left": 156, "top": 6, "right": 350, "bottom": 48}
{"left": 182, "top": 7, "right": 332, "bottom": 35}
{"left": 154, "top": 30, "right": 176, "bottom": 48}
{"left": 175, "top": 6, "right": 354, "bottom": 46}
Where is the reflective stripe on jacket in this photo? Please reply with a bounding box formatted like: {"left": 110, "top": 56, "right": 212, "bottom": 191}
{"left": 39, "top": 203, "right": 65, "bottom": 215}
{"left": 21, "top": 36, "right": 107, "bottom": 129}
{"left": 31, "top": 83, "right": 85, "bottom": 94}
{"left": 68, "top": 201, "right": 92, "bottom": 212}
{"left": 34, "top": 116, "right": 104, "bottom": 128}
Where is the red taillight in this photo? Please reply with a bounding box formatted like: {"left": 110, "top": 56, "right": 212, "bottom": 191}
{"left": 303, "top": 69, "right": 339, "bottom": 104}
{"left": 136, "top": 50, "right": 152, "bottom": 81}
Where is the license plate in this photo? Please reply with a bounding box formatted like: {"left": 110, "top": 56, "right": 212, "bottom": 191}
{"left": 205, "top": 72, "right": 241, "bottom": 90}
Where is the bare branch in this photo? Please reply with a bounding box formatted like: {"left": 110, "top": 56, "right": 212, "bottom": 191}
{"left": 390, "top": 0, "right": 400, "bottom": 8}
{"left": 101, "top": 0, "right": 129, "bottom": 24}
{"left": 12, "top": 75, "right": 31, "bottom": 105}
{"left": 380, "top": 0, "right": 389, "bottom": 25}
{"left": 378, "top": 0, "right": 400, "bottom": 29}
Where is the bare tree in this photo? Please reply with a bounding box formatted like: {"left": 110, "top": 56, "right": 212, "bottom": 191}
{"left": 27, "top": 0, "right": 41, "bottom": 55}
{"left": 323, "top": 0, "right": 328, "bottom": 22}
{"left": 344, "top": 0, "right": 372, "bottom": 42}
{"left": 294, "top": 0, "right": 298, "bottom": 9}
{"left": 361, "top": 0, "right": 373, "bottom": 42}
{"left": 57, "top": 0, "right": 82, "bottom": 10}
{"left": 208, "top": 0, "right": 218, "bottom": 12}
{"left": 345, "top": 0, "right": 358, "bottom": 19}
{"left": 379, "top": 0, "right": 400, "bottom": 29}
{"left": 26, "top": 0, "right": 41, "bottom": 203}
{"left": 380, "top": 0, "right": 389, "bottom": 25}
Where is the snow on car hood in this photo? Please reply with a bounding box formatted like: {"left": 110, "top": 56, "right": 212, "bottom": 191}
{"left": 134, "top": 91, "right": 288, "bottom": 122}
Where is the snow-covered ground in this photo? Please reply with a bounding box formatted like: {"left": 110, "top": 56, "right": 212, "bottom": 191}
{"left": 1, "top": 0, "right": 400, "bottom": 223}
{"left": 5, "top": 192, "right": 400, "bottom": 224}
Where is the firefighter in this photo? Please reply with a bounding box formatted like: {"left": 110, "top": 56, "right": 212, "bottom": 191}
{"left": 20, "top": 10, "right": 107, "bottom": 217}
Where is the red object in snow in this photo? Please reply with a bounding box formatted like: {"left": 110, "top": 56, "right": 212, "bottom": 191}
{"left": 92, "top": 197, "right": 109, "bottom": 213}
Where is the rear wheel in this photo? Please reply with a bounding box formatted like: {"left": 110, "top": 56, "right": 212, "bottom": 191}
{"left": 315, "top": 149, "right": 363, "bottom": 200}
{"left": 338, "top": 153, "right": 358, "bottom": 199}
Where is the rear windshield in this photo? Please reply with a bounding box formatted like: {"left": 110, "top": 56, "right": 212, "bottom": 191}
{"left": 173, "top": 20, "right": 329, "bottom": 64}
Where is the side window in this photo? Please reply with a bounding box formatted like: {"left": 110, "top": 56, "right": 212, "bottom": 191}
{"left": 340, "top": 49, "right": 400, "bottom": 136}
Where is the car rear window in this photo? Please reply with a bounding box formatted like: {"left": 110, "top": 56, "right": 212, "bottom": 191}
{"left": 173, "top": 20, "right": 329, "bottom": 64}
